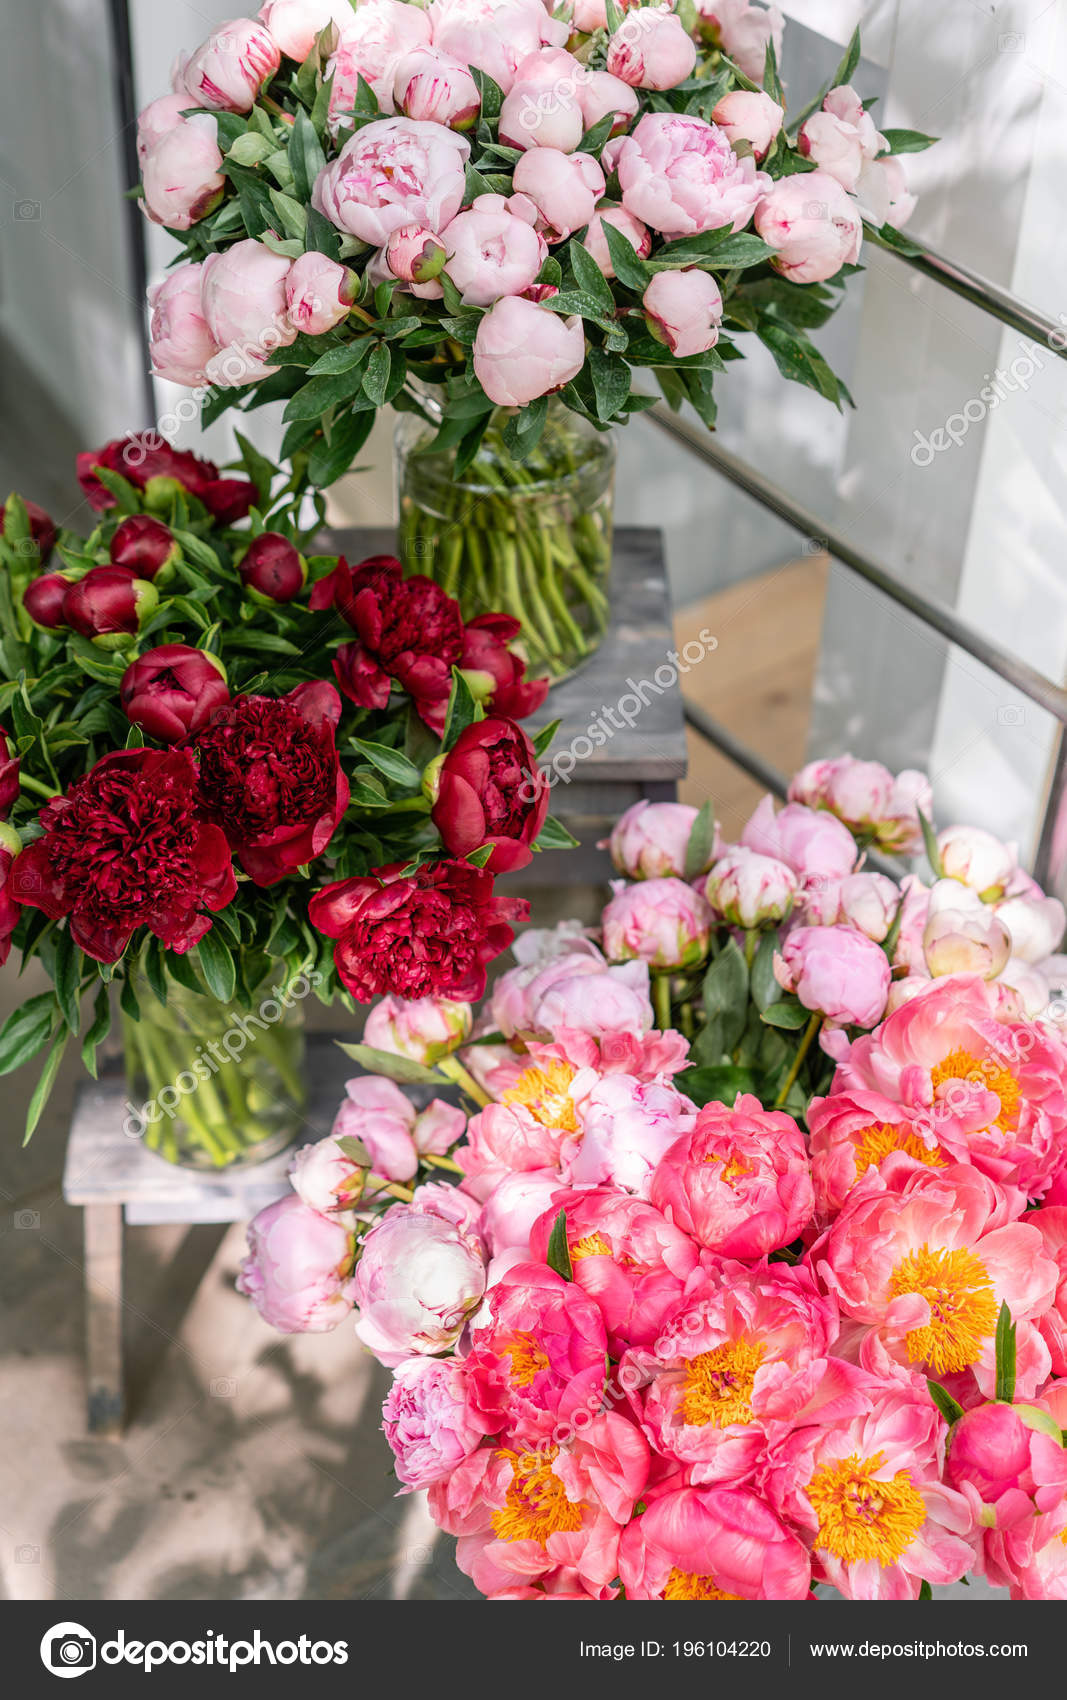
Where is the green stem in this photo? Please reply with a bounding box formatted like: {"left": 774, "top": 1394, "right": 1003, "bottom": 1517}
{"left": 437, "top": 1055, "right": 490, "bottom": 1106}
{"left": 652, "top": 972, "right": 673, "bottom": 1032}
{"left": 20, "top": 772, "right": 60, "bottom": 800}
{"left": 774, "top": 1013, "right": 823, "bottom": 1109}
{"left": 421, "top": 1153, "right": 464, "bottom": 1174}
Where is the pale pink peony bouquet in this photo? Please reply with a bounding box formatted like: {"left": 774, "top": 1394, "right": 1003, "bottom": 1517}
{"left": 236, "top": 750, "right": 1067, "bottom": 1601}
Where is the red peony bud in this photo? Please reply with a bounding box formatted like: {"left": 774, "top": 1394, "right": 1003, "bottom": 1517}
{"left": 0, "top": 728, "right": 20, "bottom": 820}
{"left": 430, "top": 716, "right": 549, "bottom": 873}
{"left": 121, "top": 643, "right": 230, "bottom": 743}
{"left": 63, "top": 566, "right": 159, "bottom": 649}
{"left": 23, "top": 572, "right": 73, "bottom": 629}
{"left": 237, "top": 532, "right": 307, "bottom": 602}
{"left": 108, "top": 514, "right": 180, "bottom": 580}
{"left": 0, "top": 497, "right": 57, "bottom": 561}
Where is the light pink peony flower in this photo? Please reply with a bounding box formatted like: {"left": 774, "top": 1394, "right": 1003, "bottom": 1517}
{"left": 326, "top": 0, "right": 432, "bottom": 123}
{"left": 566, "top": 1073, "right": 697, "bottom": 1198}
{"left": 859, "top": 152, "right": 916, "bottom": 229}
{"left": 946, "top": 1398, "right": 1067, "bottom": 1529}
{"left": 288, "top": 1133, "right": 364, "bottom": 1215}
{"left": 799, "top": 84, "right": 884, "bottom": 193}
{"left": 704, "top": 845, "right": 797, "bottom": 928}
{"left": 755, "top": 170, "right": 862, "bottom": 283}
{"left": 788, "top": 754, "right": 933, "bottom": 856}
{"left": 742, "top": 794, "right": 858, "bottom": 888}
{"left": 606, "top": 799, "right": 714, "bottom": 881}
{"left": 147, "top": 263, "right": 220, "bottom": 388}
{"left": 258, "top": 0, "right": 354, "bottom": 60}
{"left": 139, "top": 107, "right": 224, "bottom": 231}
{"left": 776, "top": 925, "right": 891, "bottom": 1029}
{"left": 236, "top": 1193, "right": 356, "bottom": 1332}
{"left": 137, "top": 94, "right": 193, "bottom": 164}
{"left": 577, "top": 70, "right": 639, "bottom": 135}
{"left": 330, "top": 1073, "right": 464, "bottom": 1184}
{"left": 696, "top": 0, "right": 784, "bottom": 86}
{"left": 601, "top": 875, "right": 712, "bottom": 970}
{"left": 428, "top": 0, "right": 568, "bottom": 94}
{"left": 938, "top": 824, "right": 1018, "bottom": 899}
{"left": 473, "top": 295, "right": 585, "bottom": 406}
{"left": 512, "top": 147, "right": 605, "bottom": 240}
{"left": 363, "top": 992, "right": 472, "bottom": 1064}
{"left": 354, "top": 1202, "right": 487, "bottom": 1365}
{"left": 499, "top": 49, "right": 586, "bottom": 153}
{"left": 835, "top": 871, "right": 901, "bottom": 942}
{"left": 995, "top": 893, "right": 1066, "bottom": 964}
{"left": 477, "top": 1168, "right": 563, "bottom": 1256}
{"left": 463, "top": 1262, "right": 608, "bottom": 1445}
{"left": 177, "top": 18, "right": 281, "bottom": 113}
{"left": 284, "top": 250, "right": 353, "bottom": 335}
{"left": 711, "top": 89, "right": 783, "bottom": 159}
{"left": 764, "top": 1385, "right": 975, "bottom": 1599}
{"left": 392, "top": 44, "right": 480, "bottom": 129}
{"left": 382, "top": 1356, "right": 488, "bottom": 1491}
{"left": 650, "top": 1094, "right": 814, "bottom": 1255}
{"left": 814, "top": 1157, "right": 1056, "bottom": 1398}
{"left": 807, "top": 1086, "right": 946, "bottom": 1222}
{"left": 313, "top": 117, "right": 470, "bottom": 244}
{"left": 619, "top": 1480, "right": 810, "bottom": 1599}
{"left": 583, "top": 203, "right": 651, "bottom": 280}
{"left": 618, "top": 112, "right": 769, "bottom": 236}
{"left": 642, "top": 268, "right": 723, "bottom": 358}
{"left": 829, "top": 973, "right": 1067, "bottom": 1198}
{"left": 200, "top": 239, "right": 296, "bottom": 385}
{"left": 606, "top": 5, "right": 697, "bottom": 90}
{"left": 923, "top": 880, "right": 1012, "bottom": 980}
{"left": 441, "top": 199, "right": 548, "bottom": 305}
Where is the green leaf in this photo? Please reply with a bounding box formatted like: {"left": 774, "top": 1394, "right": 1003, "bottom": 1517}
{"left": 532, "top": 719, "right": 560, "bottom": 759}
{"left": 545, "top": 1209, "right": 573, "bottom": 1281}
{"left": 761, "top": 999, "right": 810, "bottom": 1030}
{"left": 995, "top": 1301, "right": 1017, "bottom": 1404}
{"left": 918, "top": 1580, "right": 933, "bottom": 1602}
{"left": 23, "top": 1031, "right": 69, "bottom": 1144}
{"left": 288, "top": 106, "right": 327, "bottom": 202}
{"left": 442, "top": 667, "right": 478, "bottom": 751}
{"left": 879, "top": 127, "right": 938, "bottom": 155}
{"left": 535, "top": 815, "right": 580, "bottom": 851}
{"left": 283, "top": 367, "right": 369, "bottom": 420}
{"left": 308, "top": 407, "right": 376, "bottom": 487}
{"left": 233, "top": 430, "right": 276, "bottom": 507}
{"left": 268, "top": 187, "right": 307, "bottom": 239}
{"left": 758, "top": 322, "right": 846, "bottom": 408}
{"left": 465, "top": 843, "right": 494, "bottom": 868}
{"left": 926, "top": 1379, "right": 964, "bottom": 1427}
{"left": 750, "top": 930, "right": 781, "bottom": 1013}
{"left": 196, "top": 929, "right": 237, "bottom": 1003}
{"left": 87, "top": 465, "right": 140, "bottom": 514}
{"left": 334, "top": 1039, "right": 441, "bottom": 1084}
{"left": 350, "top": 736, "right": 422, "bottom": 791}
{"left": 305, "top": 204, "right": 343, "bottom": 260}
{"left": 227, "top": 131, "right": 274, "bottom": 167}
{"left": 335, "top": 1133, "right": 371, "bottom": 1167}
{"left": 587, "top": 346, "right": 631, "bottom": 422}
{"left": 568, "top": 238, "right": 615, "bottom": 313}
{"left": 602, "top": 221, "right": 652, "bottom": 292}
{"left": 679, "top": 1063, "right": 759, "bottom": 1108}
{"left": 53, "top": 928, "right": 82, "bottom": 1035}
{"left": 470, "top": 66, "right": 503, "bottom": 120}
{"left": 684, "top": 800, "right": 716, "bottom": 880}
{"left": 80, "top": 983, "right": 111, "bottom": 1080}
{"left": 362, "top": 341, "right": 393, "bottom": 405}
{"left": 702, "top": 937, "right": 748, "bottom": 1052}
{"left": 306, "top": 341, "right": 368, "bottom": 377}
{"left": 917, "top": 807, "right": 943, "bottom": 878}
{"left": 0, "top": 992, "right": 57, "bottom": 1074}
{"left": 832, "top": 25, "right": 862, "bottom": 88}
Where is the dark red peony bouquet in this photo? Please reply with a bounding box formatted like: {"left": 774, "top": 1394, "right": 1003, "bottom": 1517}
{"left": 0, "top": 436, "right": 564, "bottom": 1153}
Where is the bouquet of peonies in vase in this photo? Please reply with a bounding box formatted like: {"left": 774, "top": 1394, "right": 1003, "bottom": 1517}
{"left": 0, "top": 446, "right": 561, "bottom": 1160}
{"left": 239, "top": 755, "right": 1067, "bottom": 1600}
{"left": 138, "top": 0, "right": 931, "bottom": 672}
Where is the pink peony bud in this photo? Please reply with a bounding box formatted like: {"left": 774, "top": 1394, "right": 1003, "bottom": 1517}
{"left": 696, "top": 0, "right": 784, "bottom": 86}
{"left": 711, "top": 89, "right": 783, "bottom": 160}
{"left": 996, "top": 894, "right": 1067, "bottom": 964}
{"left": 428, "top": 0, "right": 568, "bottom": 95}
{"left": 139, "top": 108, "right": 224, "bottom": 231}
{"left": 643, "top": 267, "right": 723, "bottom": 358}
{"left": 606, "top": 5, "right": 697, "bottom": 90}
{"left": 607, "top": 800, "right": 715, "bottom": 881}
{"left": 500, "top": 70, "right": 585, "bottom": 153}
{"left": 258, "top": 0, "right": 355, "bottom": 62}
{"left": 148, "top": 262, "right": 220, "bottom": 388}
{"left": 236, "top": 1193, "right": 357, "bottom": 1332}
{"left": 836, "top": 871, "right": 900, "bottom": 942}
{"left": 237, "top": 532, "right": 306, "bottom": 602}
{"left": 329, "top": 1074, "right": 464, "bottom": 1185}
{"left": 120, "top": 643, "right": 230, "bottom": 742}
{"left": 363, "top": 992, "right": 473, "bottom": 1064}
{"left": 473, "top": 295, "right": 586, "bottom": 407}
{"left": 512, "top": 147, "right": 605, "bottom": 241}
{"left": 704, "top": 845, "right": 797, "bottom": 928}
{"left": 353, "top": 1202, "right": 487, "bottom": 1365}
{"left": 775, "top": 924, "right": 891, "bottom": 1029}
{"left": 754, "top": 170, "right": 862, "bottom": 284}
{"left": 284, "top": 251, "right": 354, "bottom": 335}
{"left": 946, "top": 1400, "right": 1067, "bottom": 1527}
{"left": 63, "top": 568, "right": 158, "bottom": 649}
{"left": 441, "top": 200, "right": 548, "bottom": 306}
{"left": 617, "top": 111, "right": 770, "bottom": 237}
{"left": 393, "top": 44, "right": 481, "bottom": 129}
{"left": 578, "top": 70, "right": 639, "bottom": 136}
{"left": 326, "top": 0, "right": 434, "bottom": 124}
{"left": 937, "top": 824, "right": 1018, "bottom": 901}
{"left": 178, "top": 19, "right": 282, "bottom": 113}
{"left": 200, "top": 239, "right": 297, "bottom": 387}
{"left": 108, "top": 515, "right": 180, "bottom": 581}
{"left": 602, "top": 875, "right": 713, "bottom": 970}
{"left": 922, "top": 880, "right": 1012, "bottom": 980}
{"left": 798, "top": 84, "right": 884, "bottom": 193}
{"left": 788, "top": 754, "right": 933, "bottom": 857}
{"left": 386, "top": 224, "right": 448, "bottom": 286}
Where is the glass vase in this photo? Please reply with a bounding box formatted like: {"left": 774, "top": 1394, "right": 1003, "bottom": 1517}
{"left": 396, "top": 397, "right": 616, "bottom": 680}
{"left": 121, "top": 954, "right": 307, "bottom": 1170}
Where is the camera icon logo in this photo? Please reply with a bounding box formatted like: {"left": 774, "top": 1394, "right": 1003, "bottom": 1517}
{"left": 13, "top": 200, "right": 40, "bottom": 221}
{"left": 210, "top": 1376, "right": 237, "bottom": 1397}
{"left": 40, "top": 1623, "right": 96, "bottom": 1679}
{"left": 15, "top": 1544, "right": 40, "bottom": 1563}
{"left": 15, "top": 1209, "right": 40, "bottom": 1230}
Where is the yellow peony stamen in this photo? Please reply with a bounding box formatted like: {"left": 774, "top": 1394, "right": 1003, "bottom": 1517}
{"left": 491, "top": 1447, "right": 584, "bottom": 1544}
{"left": 931, "top": 1047, "right": 1020, "bottom": 1134}
{"left": 680, "top": 1340, "right": 765, "bottom": 1428}
{"left": 663, "top": 1568, "right": 741, "bottom": 1601}
{"left": 851, "top": 1121, "right": 946, "bottom": 1178}
{"left": 888, "top": 1242, "right": 998, "bottom": 1374}
{"left": 808, "top": 1450, "right": 926, "bottom": 1567}
{"left": 503, "top": 1331, "right": 551, "bottom": 1388}
{"left": 502, "top": 1059, "right": 580, "bottom": 1132}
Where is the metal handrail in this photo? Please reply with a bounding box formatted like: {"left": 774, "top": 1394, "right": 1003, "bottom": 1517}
{"left": 874, "top": 230, "right": 1065, "bottom": 358}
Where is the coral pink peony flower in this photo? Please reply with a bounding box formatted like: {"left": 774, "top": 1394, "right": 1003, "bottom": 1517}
{"left": 788, "top": 754, "right": 933, "bottom": 857}
{"left": 529, "top": 1187, "right": 699, "bottom": 1355}
{"left": 565, "top": 1073, "right": 697, "bottom": 1198}
{"left": 354, "top": 1202, "right": 487, "bottom": 1365}
{"left": 1029, "top": 1208, "right": 1067, "bottom": 1377}
{"left": 755, "top": 170, "right": 862, "bottom": 283}
{"left": 601, "top": 876, "right": 713, "bottom": 970}
{"left": 712, "top": 89, "right": 783, "bottom": 159}
{"left": 473, "top": 296, "right": 585, "bottom": 407}
{"left": 619, "top": 1481, "right": 810, "bottom": 1599}
{"left": 705, "top": 845, "right": 798, "bottom": 928}
{"left": 392, "top": 44, "right": 480, "bottom": 129}
{"left": 606, "top": 799, "right": 714, "bottom": 881}
{"left": 650, "top": 1094, "right": 814, "bottom": 1255}
{"left": 382, "top": 1356, "right": 489, "bottom": 1491}
{"left": 457, "top": 1054, "right": 583, "bottom": 1198}
{"left": 813, "top": 1158, "right": 1056, "bottom": 1398}
{"left": 236, "top": 1194, "right": 357, "bottom": 1332}
{"left": 807, "top": 1086, "right": 946, "bottom": 1223}
{"left": 464, "top": 1263, "right": 609, "bottom": 1446}
{"left": 325, "top": 0, "right": 432, "bottom": 121}
{"left": 642, "top": 268, "right": 723, "bottom": 359}
{"left": 828, "top": 974, "right": 1067, "bottom": 1197}
{"left": 178, "top": 19, "right": 281, "bottom": 113}
{"left": 764, "top": 1386, "right": 975, "bottom": 1598}
{"left": 441, "top": 200, "right": 547, "bottom": 306}
{"left": 512, "top": 147, "right": 606, "bottom": 240}
{"left": 982, "top": 1497, "right": 1067, "bottom": 1597}
{"left": 148, "top": 263, "right": 220, "bottom": 387}
{"left": 313, "top": 118, "right": 470, "bottom": 244}
{"left": 775, "top": 925, "right": 891, "bottom": 1030}
{"left": 617, "top": 112, "right": 769, "bottom": 236}
{"left": 606, "top": 6, "right": 697, "bottom": 90}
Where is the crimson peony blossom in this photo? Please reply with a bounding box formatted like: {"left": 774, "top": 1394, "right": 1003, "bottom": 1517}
{"left": 459, "top": 611, "right": 548, "bottom": 720}
{"left": 76, "top": 437, "right": 255, "bottom": 524}
{"left": 121, "top": 644, "right": 231, "bottom": 743}
{"left": 429, "top": 715, "right": 548, "bottom": 873}
{"left": 309, "top": 857, "right": 528, "bottom": 1003}
{"left": 9, "top": 748, "right": 236, "bottom": 963}
{"left": 191, "top": 681, "right": 349, "bottom": 886}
